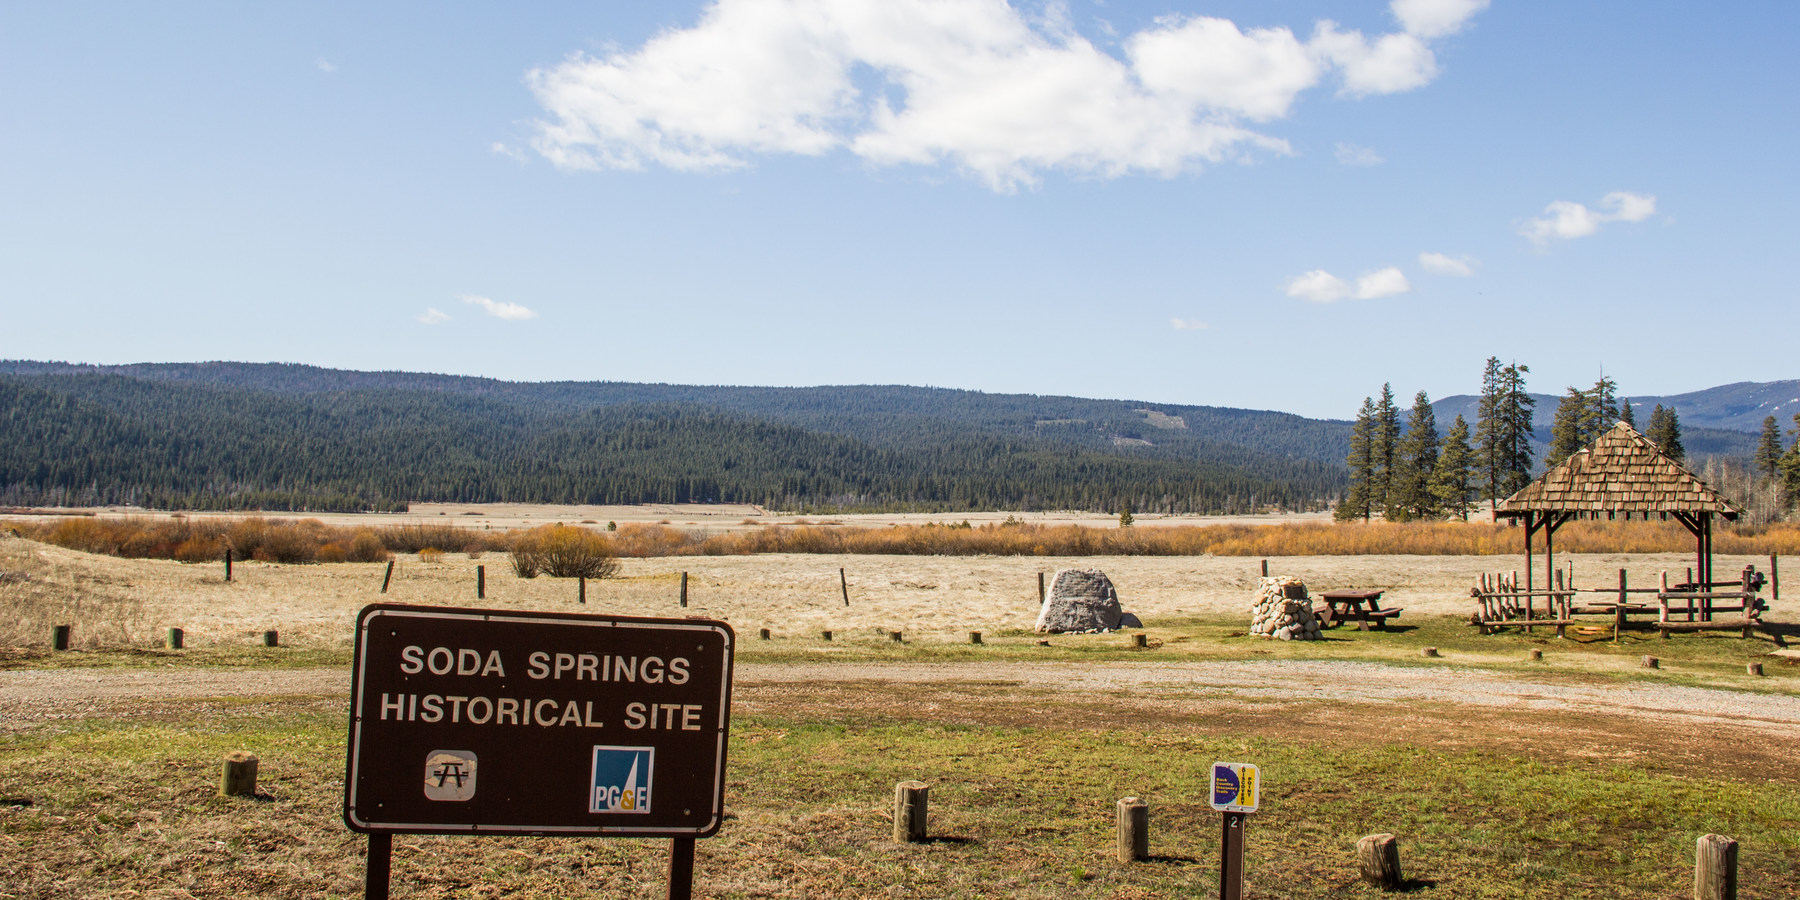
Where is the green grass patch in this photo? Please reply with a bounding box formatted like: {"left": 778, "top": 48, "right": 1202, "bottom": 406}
{"left": 2, "top": 702, "right": 1797, "bottom": 898}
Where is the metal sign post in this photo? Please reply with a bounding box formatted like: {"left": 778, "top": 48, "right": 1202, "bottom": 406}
{"left": 1210, "top": 762, "right": 1259, "bottom": 900}
{"left": 343, "top": 604, "right": 735, "bottom": 899}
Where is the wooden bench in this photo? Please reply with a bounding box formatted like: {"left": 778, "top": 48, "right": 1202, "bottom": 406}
{"left": 1316, "top": 590, "right": 1404, "bottom": 631}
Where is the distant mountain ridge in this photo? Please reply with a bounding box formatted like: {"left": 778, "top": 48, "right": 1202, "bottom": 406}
{"left": 1434, "top": 380, "right": 1800, "bottom": 436}
{"left": 0, "top": 360, "right": 1784, "bottom": 513}
{"left": 0, "top": 362, "right": 1348, "bottom": 513}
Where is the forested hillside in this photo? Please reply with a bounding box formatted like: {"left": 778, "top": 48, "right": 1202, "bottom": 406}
{"left": 0, "top": 369, "right": 1344, "bottom": 513}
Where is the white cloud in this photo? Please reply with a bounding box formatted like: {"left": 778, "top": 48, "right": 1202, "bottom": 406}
{"left": 418, "top": 308, "right": 451, "bottom": 325}
{"left": 316, "top": 58, "right": 337, "bottom": 73}
{"left": 1170, "top": 317, "right": 1211, "bottom": 330}
{"left": 1390, "top": 0, "right": 1490, "bottom": 39}
{"left": 491, "top": 142, "right": 527, "bottom": 163}
{"left": 1521, "top": 191, "right": 1658, "bottom": 245}
{"left": 528, "top": 0, "right": 1484, "bottom": 191}
{"left": 1285, "top": 266, "right": 1412, "bottom": 302}
{"left": 1335, "top": 142, "right": 1383, "bottom": 166}
{"left": 1285, "top": 270, "right": 1353, "bottom": 303}
{"left": 1418, "top": 252, "right": 1476, "bottom": 276}
{"left": 1310, "top": 23, "right": 1437, "bottom": 96}
{"left": 1354, "top": 266, "right": 1412, "bottom": 298}
{"left": 460, "top": 295, "right": 538, "bottom": 321}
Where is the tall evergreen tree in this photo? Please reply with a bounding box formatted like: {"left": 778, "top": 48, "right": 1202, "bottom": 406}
{"left": 1389, "top": 390, "right": 1440, "bottom": 521}
{"left": 1582, "top": 373, "right": 1619, "bottom": 443}
{"left": 1780, "top": 414, "right": 1800, "bottom": 506}
{"left": 1373, "top": 384, "right": 1401, "bottom": 515}
{"left": 1620, "top": 397, "right": 1635, "bottom": 429}
{"left": 1496, "top": 362, "right": 1536, "bottom": 498}
{"left": 1754, "top": 415, "right": 1783, "bottom": 476}
{"left": 1475, "top": 357, "right": 1505, "bottom": 506}
{"left": 1548, "top": 386, "right": 1588, "bottom": 464}
{"left": 1431, "top": 415, "right": 1477, "bottom": 521}
{"left": 1337, "top": 396, "right": 1379, "bottom": 522}
{"left": 1647, "top": 404, "right": 1685, "bottom": 461}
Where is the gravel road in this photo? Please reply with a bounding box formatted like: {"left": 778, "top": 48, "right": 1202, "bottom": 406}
{"left": 4, "top": 661, "right": 1797, "bottom": 735}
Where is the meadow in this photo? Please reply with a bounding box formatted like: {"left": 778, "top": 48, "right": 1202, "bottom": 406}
{"left": 3, "top": 524, "right": 1798, "bottom": 898}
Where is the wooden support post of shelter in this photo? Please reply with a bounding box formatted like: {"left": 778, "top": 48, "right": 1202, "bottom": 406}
{"left": 1493, "top": 422, "right": 1742, "bottom": 636}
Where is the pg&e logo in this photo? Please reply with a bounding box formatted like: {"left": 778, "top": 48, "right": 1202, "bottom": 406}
{"left": 590, "top": 746, "right": 653, "bottom": 814}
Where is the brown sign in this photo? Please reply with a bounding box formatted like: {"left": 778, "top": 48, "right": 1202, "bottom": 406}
{"left": 343, "top": 604, "right": 734, "bottom": 837}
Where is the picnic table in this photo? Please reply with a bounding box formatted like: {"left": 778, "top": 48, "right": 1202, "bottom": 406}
{"left": 1315, "top": 589, "right": 1403, "bottom": 631}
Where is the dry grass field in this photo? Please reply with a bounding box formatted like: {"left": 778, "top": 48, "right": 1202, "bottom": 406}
{"left": 5, "top": 529, "right": 1800, "bottom": 898}
{"left": 2, "top": 529, "right": 1780, "bottom": 651}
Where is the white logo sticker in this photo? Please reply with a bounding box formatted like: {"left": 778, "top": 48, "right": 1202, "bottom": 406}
{"left": 424, "top": 750, "right": 478, "bottom": 802}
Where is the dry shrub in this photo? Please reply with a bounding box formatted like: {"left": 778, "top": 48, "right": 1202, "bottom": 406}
{"left": 346, "top": 529, "right": 392, "bottom": 563}
{"left": 509, "top": 525, "right": 618, "bottom": 579}
{"left": 418, "top": 547, "right": 445, "bottom": 563}
{"left": 382, "top": 522, "right": 475, "bottom": 554}
{"left": 251, "top": 520, "right": 327, "bottom": 564}
{"left": 316, "top": 542, "right": 349, "bottom": 563}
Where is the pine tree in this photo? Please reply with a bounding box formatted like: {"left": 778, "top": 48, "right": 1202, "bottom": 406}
{"left": 1582, "top": 373, "right": 1619, "bottom": 443}
{"left": 1431, "top": 415, "right": 1477, "bottom": 521}
{"left": 1475, "top": 357, "right": 1505, "bottom": 506}
{"left": 1648, "top": 404, "right": 1685, "bottom": 461}
{"left": 1780, "top": 414, "right": 1800, "bottom": 506}
{"left": 1548, "top": 387, "right": 1588, "bottom": 465}
{"left": 1373, "top": 383, "right": 1401, "bottom": 515}
{"left": 1337, "top": 397, "right": 1378, "bottom": 522}
{"left": 1754, "top": 415, "right": 1783, "bottom": 476}
{"left": 1389, "top": 390, "right": 1440, "bottom": 521}
{"left": 1496, "top": 362, "right": 1536, "bottom": 498}
{"left": 1620, "top": 397, "right": 1635, "bottom": 429}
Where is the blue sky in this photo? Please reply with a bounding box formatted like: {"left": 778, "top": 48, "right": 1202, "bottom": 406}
{"left": 2, "top": 1, "right": 1794, "bottom": 419}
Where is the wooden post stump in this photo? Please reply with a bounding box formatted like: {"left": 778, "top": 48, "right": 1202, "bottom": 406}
{"left": 224, "top": 548, "right": 233, "bottom": 583}
{"left": 680, "top": 571, "right": 689, "bottom": 608}
{"left": 1643, "top": 656, "right": 1661, "bottom": 669}
{"left": 821, "top": 631, "right": 832, "bottom": 642}
{"left": 1116, "top": 797, "right": 1149, "bottom": 863}
{"left": 1694, "top": 833, "right": 1737, "bottom": 900}
{"left": 166, "top": 627, "right": 184, "bottom": 650}
{"left": 758, "top": 628, "right": 771, "bottom": 641}
{"left": 263, "top": 630, "right": 279, "bottom": 648}
{"left": 1421, "top": 647, "right": 1439, "bottom": 658}
{"left": 1260, "top": 559, "right": 1269, "bottom": 577}
{"left": 476, "top": 565, "right": 485, "bottom": 599}
{"left": 1747, "top": 662, "right": 1764, "bottom": 677}
{"left": 1038, "top": 571, "right": 1046, "bottom": 603}
{"left": 969, "top": 631, "right": 982, "bottom": 645}
{"left": 579, "top": 576, "right": 586, "bottom": 604}
{"left": 380, "top": 560, "right": 394, "bottom": 594}
{"left": 1133, "top": 634, "right": 1148, "bottom": 649}
{"left": 890, "top": 631, "right": 903, "bottom": 643}
{"left": 1356, "top": 833, "right": 1403, "bottom": 890}
{"left": 52, "top": 625, "right": 70, "bottom": 651}
{"left": 839, "top": 568, "right": 849, "bottom": 606}
{"left": 220, "top": 751, "right": 259, "bottom": 798}
{"left": 1528, "top": 649, "right": 1543, "bottom": 661}
{"left": 893, "top": 781, "right": 929, "bottom": 843}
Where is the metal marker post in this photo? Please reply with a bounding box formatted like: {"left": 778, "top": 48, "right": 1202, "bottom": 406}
{"left": 667, "top": 837, "right": 696, "bottom": 899}
{"left": 1209, "top": 762, "right": 1259, "bottom": 900}
{"left": 365, "top": 832, "right": 391, "bottom": 900}
{"left": 1220, "top": 812, "right": 1246, "bottom": 900}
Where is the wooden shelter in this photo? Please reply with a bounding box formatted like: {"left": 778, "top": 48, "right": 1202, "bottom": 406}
{"left": 1494, "top": 421, "right": 1742, "bottom": 597}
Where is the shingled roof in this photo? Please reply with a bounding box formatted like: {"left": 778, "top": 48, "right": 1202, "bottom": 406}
{"left": 1495, "top": 421, "right": 1741, "bottom": 518}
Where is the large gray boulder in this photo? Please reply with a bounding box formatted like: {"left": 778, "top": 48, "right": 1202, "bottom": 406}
{"left": 1035, "top": 568, "right": 1124, "bottom": 633}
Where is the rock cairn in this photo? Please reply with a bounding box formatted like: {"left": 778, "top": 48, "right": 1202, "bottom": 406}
{"left": 1250, "top": 575, "right": 1321, "bottom": 641}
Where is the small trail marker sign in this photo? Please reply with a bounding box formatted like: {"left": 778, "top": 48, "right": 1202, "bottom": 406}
{"left": 344, "top": 604, "right": 734, "bottom": 898}
{"left": 1210, "top": 762, "right": 1259, "bottom": 900}
{"left": 1210, "top": 761, "right": 1259, "bottom": 813}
